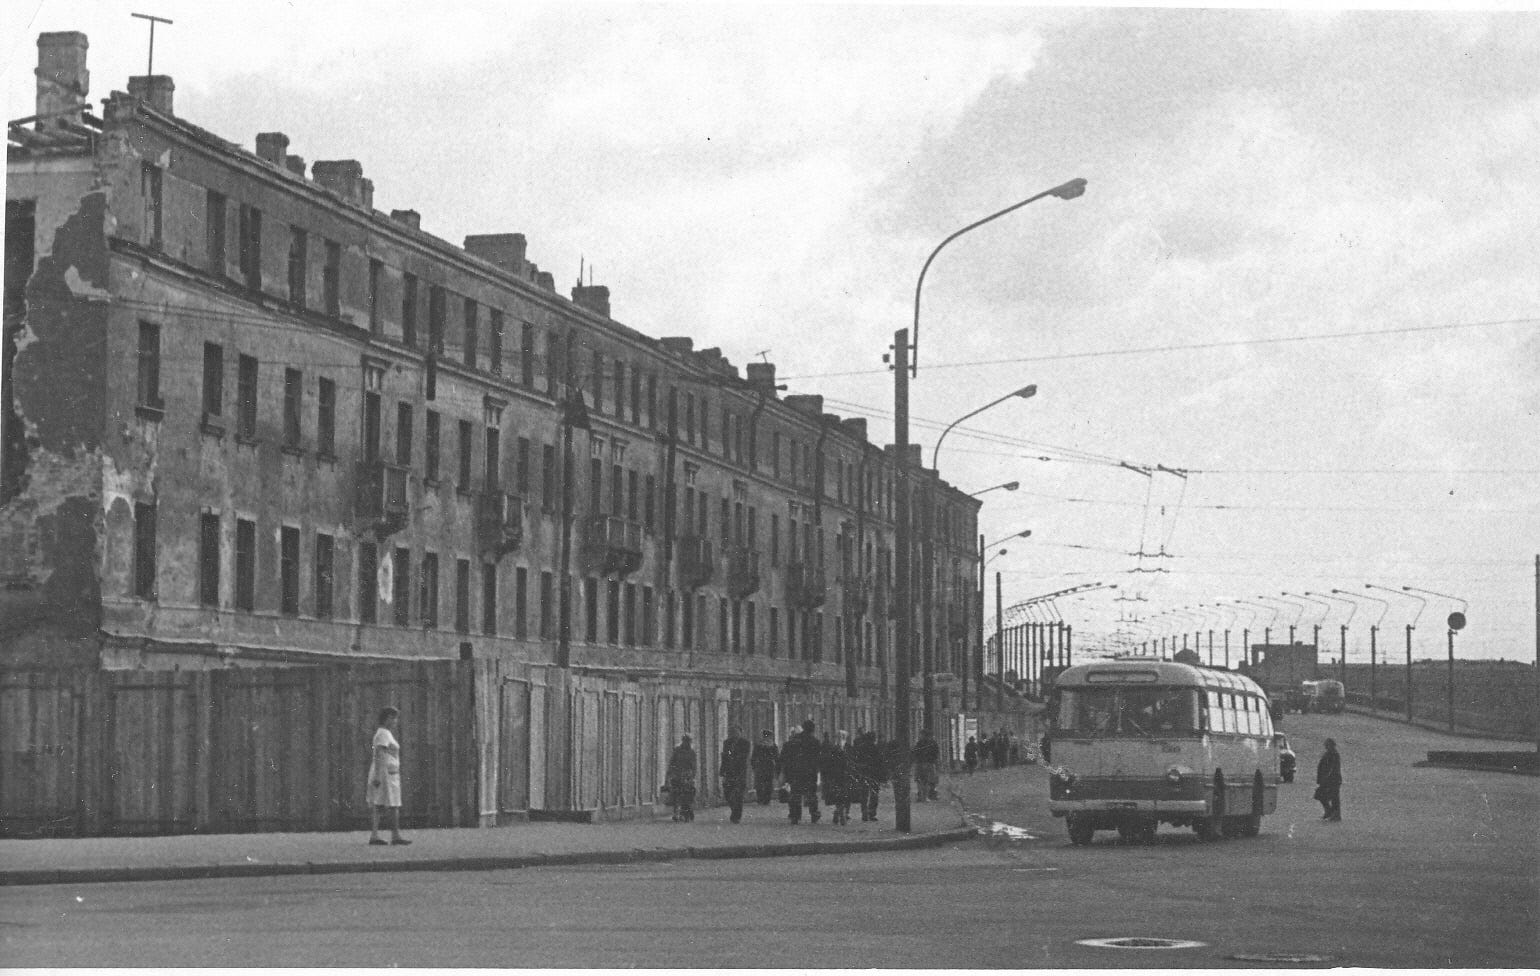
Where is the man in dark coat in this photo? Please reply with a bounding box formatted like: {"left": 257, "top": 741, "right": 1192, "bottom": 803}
{"left": 1315, "top": 737, "right": 1343, "bottom": 821}
{"left": 750, "top": 729, "right": 780, "bottom": 806}
{"left": 719, "top": 726, "right": 752, "bottom": 824}
{"left": 851, "top": 730, "right": 888, "bottom": 821}
{"left": 963, "top": 736, "right": 979, "bottom": 774}
{"left": 820, "top": 731, "right": 854, "bottom": 825}
{"left": 911, "top": 728, "right": 940, "bottom": 802}
{"left": 781, "top": 719, "right": 822, "bottom": 824}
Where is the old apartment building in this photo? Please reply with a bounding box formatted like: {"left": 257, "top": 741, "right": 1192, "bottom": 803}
{"left": 3, "top": 34, "right": 984, "bottom": 821}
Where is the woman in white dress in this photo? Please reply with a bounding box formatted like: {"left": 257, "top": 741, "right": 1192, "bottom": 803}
{"left": 367, "top": 706, "right": 410, "bottom": 845}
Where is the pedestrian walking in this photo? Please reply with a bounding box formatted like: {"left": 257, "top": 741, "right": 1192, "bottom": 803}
{"left": 366, "top": 706, "right": 410, "bottom": 846}
{"left": 963, "top": 735, "right": 979, "bottom": 775}
{"left": 911, "top": 728, "right": 940, "bottom": 802}
{"left": 720, "top": 726, "right": 751, "bottom": 824}
{"left": 820, "top": 730, "right": 854, "bottom": 825}
{"left": 851, "top": 730, "right": 888, "bottom": 821}
{"left": 751, "top": 729, "right": 780, "bottom": 805}
{"left": 666, "top": 734, "right": 698, "bottom": 822}
{"left": 991, "top": 731, "right": 1007, "bottom": 770}
{"left": 781, "top": 719, "right": 822, "bottom": 824}
{"left": 1315, "top": 737, "right": 1343, "bottom": 821}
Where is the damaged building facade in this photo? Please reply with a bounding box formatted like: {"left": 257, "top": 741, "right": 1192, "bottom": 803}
{"left": 2, "top": 32, "right": 986, "bottom": 826}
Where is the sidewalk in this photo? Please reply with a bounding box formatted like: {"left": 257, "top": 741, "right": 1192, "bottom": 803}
{"left": 0, "top": 791, "right": 973, "bottom": 887}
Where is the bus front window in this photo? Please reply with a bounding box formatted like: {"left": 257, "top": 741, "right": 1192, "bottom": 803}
{"left": 1058, "top": 688, "right": 1198, "bottom": 735}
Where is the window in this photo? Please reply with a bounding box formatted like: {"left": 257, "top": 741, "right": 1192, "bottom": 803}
{"left": 769, "top": 607, "right": 779, "bottom": 658}
{"left": 488, "top": 309, "right": 504, "bottom": 375}
{"left": 787, "top": 608, "right": 797, "bottom": 660}
{"left": 201, "top": 343, "right": 223, "bottom": 420}
{"left": 137, "top": 322, "right": 161, "bottom": 409}
{"left": 772, "top": 431, "right": 781, "bottom": 478}
{"left": 463, "top": 297, "right": 478, "bottom": 369}
{"left": 401, "top": 273, "right": 418, "bottom": 346}
{"left": 199, "top": 513, "right": 220, "bottom": 607}
{"left": 279, "top": 525, "right": 300, "bottom": 615}
{"left": 584, "top": 577, "right": 599, "bottom": 642}
{"left": 457, "top": 420, "right": 473, "bottom": 490}
{"left": 539, "top": 571, "right": 554, "bottom": 638}
{"left": 425, "top": 410, "right": 440, "bottom": 481}
{"left": 396, "top": 403, "right": 413, "bottom": 467}
{"left": 455, "top": 558, "right": 471, "bottom": 634}
{"left": 664, "top": 590, "right": 676, "bottom": 648}
{"left": 392, "top": 547, "right": 412, "bottom": 626}
{"left": 541, "top": 443, "right": 556, "bottom": 512}
{"left": 317, "top": 377, "right": 336, "bottom": 456}
{"left": 142, "top": 163, "right": 162, "bottom": 249}
{"left": 237, "top": 355, "right": 258, "bottom": 440}
{"left": 314, "top": 533, "right": 334, "bottom": 618}
{"left": 287, "top": 227, "right": 307, "bottom": 307}
{"left": 697, "top": 594, "right": 708, "bottom": 650}
{"left": 235, "top": 518, "right": 256, "bottom": 611}
{"left": 544, "top": 331, "right": 560, "bottom": 395}
{"left": 730, "top": 599, "right": 741, "bottom": 652}
{"left": 684, "top": 393, "right": 695, "bottom": 445}
{"left": 646, "top": 374, "right": 657, "bottom": 430}
{"left": 238, "top": 204, "right": 262, "bottom": 290}
{"left": 590, "top": 350, "right": 604, "bottom": 414}
{"left": 323, "top": 240, "right": 341, "bottom": 317}
{"left": 206, "top": 190, "right": 226, "bottom": 273}
{"left": 515, "top": 437, "right": 531, "bottom": 496}
{"left": 606, "top": 580, "right": 620, "bottom": 644}
{"left": 358, "top": 542, "right": 378, "bottom": 624}
{"left": 630, "top": 369, "right": 641, "bottom": 425}
{"left": 283, "top": 369, "right": 303, "bottom": 449}
{"left": 520, "top": 322, "right": 535, "bottom": 387}
{"left": 623, "top": 583, "right": 636, "bottom": 646}
{"left": 132, "top": 501, "right": 157, "bottom": 599}
{"left": 481, "top": 563, "right": 497, "bottom": 635}
{"left": 428, "top": 285, "right": 446, "bottom": 354}
{"left": 613, "top": 359, "right": 625, "bottom": 420}
{"left": 771, "top": 514, "right": 779, "bottom": 565}
{"left": 627, "top": 469, "right": 638, "bottom": 521}
{"left": 642, "top": 586, "right": 654, "bottom": 647}
{"left": 514, "top": 567, "right": 528, "bottom": 639}
{"left": 700, "top": 397, "right": 710, "bottom": 448}
{"left": 644, "top": 475, "right": 655, "bottom": 534}
{"left": 420, "top": 552, "right": 439, "bottom": 628}
{"left": 720, "top": 598, "right": 730, "bottom": 653}
{"left": 746, "top": 601, "right": 756, "bottom": 654}
{"left": 368, "top": 259, "right": 383, "bottom": 333}
{"left": 484, "top": 427, "right": 500, "bottom": 489}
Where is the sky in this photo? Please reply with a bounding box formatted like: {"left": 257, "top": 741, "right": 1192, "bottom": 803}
{"left": 4, "top": 1, "right": 1537, "bottom": 663}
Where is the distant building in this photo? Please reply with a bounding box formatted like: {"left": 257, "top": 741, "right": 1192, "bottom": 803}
{"left": 3, "top": 32, "right": 981, "bottom": 733}
{"left": 1243, "top": 642, "right": 1320, "bottom": 689}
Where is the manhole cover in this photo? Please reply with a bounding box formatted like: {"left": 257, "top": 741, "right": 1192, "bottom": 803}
{"left": 1077, "top": 937, "right": 1207, "bottom": 949}
{"left": 1227, "top": 953, "right": 1334, "bottom": 964}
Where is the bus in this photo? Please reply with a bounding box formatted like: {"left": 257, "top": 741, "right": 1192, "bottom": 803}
{"left": 1044, "top": 659, "right": 1285, "bottom": 845}
{"left": 1299, "top": 679, "right": 1345, "bottom": 714}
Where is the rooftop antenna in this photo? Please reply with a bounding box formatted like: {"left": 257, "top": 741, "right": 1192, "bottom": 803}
{"left": 756, "top": 350, "right": 771, "bottom": 364}
{"left": 131, "top": 13, "right": 174, "bottom": 76}
{"left": 578, "top": 255, "right": 584, "bottom": 288}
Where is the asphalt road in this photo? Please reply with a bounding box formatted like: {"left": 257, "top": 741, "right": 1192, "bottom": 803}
{"left": 2, "top": 712, "right": 1534, "bottom": 968}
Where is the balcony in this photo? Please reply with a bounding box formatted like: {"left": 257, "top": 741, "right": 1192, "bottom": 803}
{"left": 841, "top": 577, "right": 869, "bottom": 616}
{"left": 476, "top": 490, "right": 524, "bottom": 557}
{"left": 676, "top": 535, "right": 715, "bottom": 589}
{"left": 355, "top": 459, "right": 410, "bottom": 535}
{"left": 727, "top": 547, "right": 761, "bottom": 599}
{"left": 785, "top": 562, "right": 827, "bottom": 610}
{"left": 584, "top": 515, "right": 644, "bottom": 577}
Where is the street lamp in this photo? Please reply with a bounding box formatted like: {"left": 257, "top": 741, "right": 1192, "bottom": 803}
{"left": 1334, "top": 588, "right": 1389, "bottom": 708}
{"left": 1404, "top": 585, "right": 1468, "bottom": 731}
{"left": 1367, "top": 583, "right": 1426, "bottom": 723}
{"left": 933, "top": 386, "right": 1037, "bottom": 470}
{"left": 1309, "top": 591, "right": 1357, "bottom": 685}
{"left": 898, "top": 178, "right": 1086, "bottom": 834}
{"left": 1236, "top": 600, "right": 1278, "bottom": 665}
{"left": 986, "top": 528, "right": 1032, "bottom": 549}
{"left": 1286, "top": 591, "right": 1333, "bottom": 671}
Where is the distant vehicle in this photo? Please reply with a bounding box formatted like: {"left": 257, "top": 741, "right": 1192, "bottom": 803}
{"left": 1300, "top": 679, "right": 1345, "bottom": 714}
{"left": 1276, "top": 733, "right": 1296, "bottom": 782}
{"left": 1044, "top": 659, "right": 1284, "bottom": 846}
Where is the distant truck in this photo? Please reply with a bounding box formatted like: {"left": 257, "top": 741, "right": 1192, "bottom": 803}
{"left": 1298, "top": 679, "right": 1345, "bottom": 714}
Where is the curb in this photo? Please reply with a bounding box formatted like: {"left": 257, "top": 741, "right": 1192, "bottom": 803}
{"left": 0, "top": 827, "right": 976, "bottom": 888}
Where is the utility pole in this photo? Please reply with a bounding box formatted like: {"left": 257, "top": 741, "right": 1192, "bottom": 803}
{"left": 892, "top": 329, "right": 912, "bottom": 833}
{"left": 995, "top": 572, "right": 1004, "bottom": 713}
{"left": 1405, "top": 623, "right": 1415, "bottom": 723}
{"left": 1534, "top": 554, "right": 1539, "bottom": 753}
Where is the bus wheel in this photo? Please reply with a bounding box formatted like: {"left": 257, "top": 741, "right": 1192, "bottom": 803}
{"left": 1117, "top": 823, "right": 1136, "bottom": 843}
{"left": 1193, "top": 817, "right": 1220, "bottom": 841}
{"left": 1136, "top": 820, "right": 1158, "bottom": 845}
{"left": 1240, "top": 815, "right": 1262, "bottom": 838}
{"left": 1067, "top": 815, "right": 1095, "bottom": 846}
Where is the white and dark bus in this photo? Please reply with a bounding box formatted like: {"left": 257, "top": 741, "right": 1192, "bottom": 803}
{"left": 1045, "top": 659, "right": 1285, "bottom": 845}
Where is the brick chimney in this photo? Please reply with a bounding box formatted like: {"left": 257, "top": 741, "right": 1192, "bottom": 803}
{"left": 572, "top": 283, "right": 610, "bottom": 318}
{"left": 746, "top": 362, "right": 779, "bottom": 397}
{"left": 35, "top": 32, "right": 89, "bottom": 129}
{"left": 284, "top": 154, "right": 306, "bottom": 176}
{"left": 464, "top": 234, "right": 528, "bottom": 276}
{"left": 313, "top": 160, "right": 369, "bottom": 207}
{"left": 255, "top": 132, "right": 289, "bottom": 165}
{"left": 390, "top": 209, "right": 421, "bottom": 230}
{"left": 660, "top": 337, "right": 694, "bottom": 356}
{"left": 127, "top": 75, "right": 174, "bottom": 115}
{"left": 784, "top": 394, "right": 824, "bottom": 418}
{"left": 839, "top": 417, "right": 867, "bottom": 441}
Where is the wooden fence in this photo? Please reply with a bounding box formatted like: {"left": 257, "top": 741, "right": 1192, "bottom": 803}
{"left": 2, "top": 661, "right": 955, "bottom": 837}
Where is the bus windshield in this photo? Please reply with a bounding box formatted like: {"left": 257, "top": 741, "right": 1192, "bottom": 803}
{"left": 1058, "top": 687, "right": 1200, "bottom": 735}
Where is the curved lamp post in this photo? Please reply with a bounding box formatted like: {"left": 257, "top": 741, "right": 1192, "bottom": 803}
{"left": 1404, "top": 585, "right": 1468, "bottom": 731}
{"left": 968, "top": 480, "right": 1020, "bottom": 498}
{"left": 1309, "top": 590, "right": 1357, "bottom": 684}
{"left": 1335, "top": 588, "right": 1390, "bottom": 707}
{"left": 1367, "top": 584, "right": 1426, "bottom": 723}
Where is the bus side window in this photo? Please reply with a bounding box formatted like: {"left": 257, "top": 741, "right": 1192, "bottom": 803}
{"left": 1245, "top": 697, "right": 1258, "bottom": 735}
{"left": 1224, "top": 694, "right": 1236, "bottom": 734}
